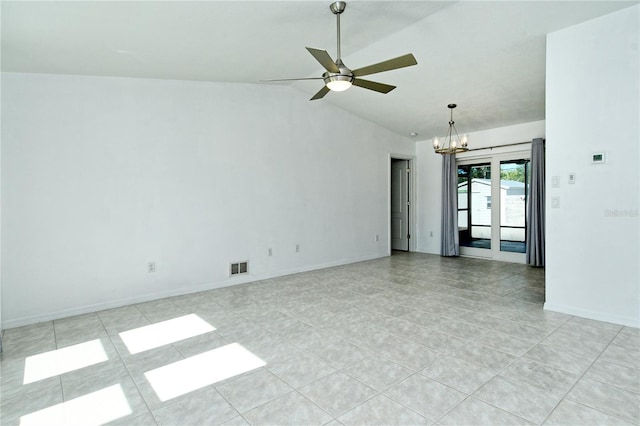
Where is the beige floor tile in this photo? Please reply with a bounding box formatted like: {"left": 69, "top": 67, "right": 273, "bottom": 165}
{"left": 439, "top": 397, "right": 534, "bottom": 425}
{"left": 299, "top": 372, "right": 376, "bottom": 417}
{"left": 501, "top": 357, "right": 579, "bottom": 396}
{"left": 1, "top": 253, "right": 637, "bottom": 426}
{"left": 566, "top": 377, "right": 640, "bottom": 424}
{"left": 385, "top": 375, "right": 466, "bottom": 421}
{"left": 474, "top": 375, "right": 562, "bottom": 424}
{"left": 583, "top": 358, "right": 640, "bottom": 393}
{"left": 343, "top": 356, "right": 413, "bottom": 392}
{"left": 338, "top": 394, "right": 430, "bottom": 426}
{"left": 543, "top": 399, "right": 634, "bottom": 426}
{"left": 152, "top": 386, "right": 238, "bottom": 426}
{"left": 420, "top": 356, "right": 496, "bottom": 394}
{"left": 451, "top": 342, "right": 516, "bottom": 372}
{"left": 243, "top": 391, "right": 331, "bottom": 426}
{"left": 522, "top": 343, "right": 593, "bottom": 375}
{"left": 267, "top": 352, "right": 337, "bottom": 388}
{"left": 216, "top": 369, "right": 292, "bottom": 414}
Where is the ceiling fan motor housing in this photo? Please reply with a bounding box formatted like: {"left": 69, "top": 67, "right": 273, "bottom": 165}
{"left": 322, "top": 59, "right": 354, "bottom": 87}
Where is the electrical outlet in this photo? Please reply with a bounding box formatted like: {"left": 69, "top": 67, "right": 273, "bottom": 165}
{"left": 147, "top": 262, "right": 156, "bottom": 273}
{"left": 295, "top": 244, "right": 300, "bottom": 253}
{"left": 268, "top": 248, "right": 272, "bottom": 256}
{"left": 592, "top": 152, "right": 606, "bottom": 164}
{"left": 430, "top": 231, "right": 433, "bottom": 237}
{"left": 375, "top": 234, "right": 379, "bottom": 242}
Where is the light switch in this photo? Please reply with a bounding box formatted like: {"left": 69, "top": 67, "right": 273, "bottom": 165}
{"left": 552, "top": 176, "right": 560, "bottom": 187}
{"left": 551, "top": 197, "right": 560, "bottom": 208}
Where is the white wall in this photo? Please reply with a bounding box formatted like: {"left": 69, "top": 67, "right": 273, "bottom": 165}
{"left": 545, "top": 5, "right": 639, "bottom": 327}
{"left": 1, "top": 73, "right": 415, "bottom": 327}
{"left": 415, "top": 120, "right": 545, "bottom": 255}
{"left": 0, "top": 71, "right": 3, "bottom": 347}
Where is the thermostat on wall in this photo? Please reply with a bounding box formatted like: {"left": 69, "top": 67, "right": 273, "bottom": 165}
{"left": 592, "top": 152, "right": 606, "bottom": 164}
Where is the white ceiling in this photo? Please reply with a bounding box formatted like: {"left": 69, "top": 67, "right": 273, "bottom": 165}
{"left": 2, "top": 1, "right": 637, "bottom": 138}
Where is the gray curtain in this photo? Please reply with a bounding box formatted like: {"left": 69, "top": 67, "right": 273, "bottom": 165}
{"left": 526, "top": 138, "right": 545, "bottom": 266}
{"left": 441, "top": 154, "right": 459, "bottom": 256}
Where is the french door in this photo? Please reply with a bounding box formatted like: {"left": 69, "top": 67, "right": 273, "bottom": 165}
{"left": 457, "top": 152, "right": 530, "bottom": 262}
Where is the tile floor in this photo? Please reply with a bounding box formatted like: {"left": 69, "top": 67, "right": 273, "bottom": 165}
{"left": 1, "top": 252, "right": 639, "bottom": 425}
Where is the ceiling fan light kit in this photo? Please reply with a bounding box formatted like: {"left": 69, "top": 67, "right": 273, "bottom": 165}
{"left": 325, "top": 75, "right": 352, "bottom": 91}
{"left": 264, "top": 1, "right": 418, "bottom": 100}
{"left": 433, "top": 104, "right": 470, "bottom": 155}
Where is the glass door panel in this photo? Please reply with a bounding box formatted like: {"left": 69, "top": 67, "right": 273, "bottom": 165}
{"left": 499, "top": 159, "right": 530, "bottom": 253}
{"left": 458, "top": 163, "right": 491, "bottom": 249}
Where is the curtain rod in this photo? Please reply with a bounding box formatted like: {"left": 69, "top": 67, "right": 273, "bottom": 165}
{"left": 463, "top": 140, "right": 532, "bottom": 152}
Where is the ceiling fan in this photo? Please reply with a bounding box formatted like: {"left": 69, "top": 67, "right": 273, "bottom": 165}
{"left": 264, "top": 1, "right": 418, "bottom": 100}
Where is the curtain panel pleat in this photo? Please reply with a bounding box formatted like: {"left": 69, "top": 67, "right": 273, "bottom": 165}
{"left": 526, "top": 138, "right": 545, "bottom": 266}
{"left": 441, "top": 154, "right": 459, "bottom": 256}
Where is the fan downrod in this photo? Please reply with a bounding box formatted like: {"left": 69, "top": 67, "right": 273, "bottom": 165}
{"left": 261, "top": 0, "right": 417, "bottom": 101}
{"left": 330, "top": 1, "right": 346, "bottom": 15}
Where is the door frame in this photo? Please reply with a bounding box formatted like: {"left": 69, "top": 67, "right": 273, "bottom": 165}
{"left": 456, "top": 149, "right": 530, "bottom": 263}
{"left": 388, "top": 154, "right": 416, "bottom": 255}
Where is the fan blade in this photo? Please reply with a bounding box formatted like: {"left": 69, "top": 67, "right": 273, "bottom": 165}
{"left": 352, "top": 78, "right": 396, "bottom": 94}
{"left": 261, "top": 77, "right": 323, "bottom": 82}
{"left": 310, "top": 86, "right": 330, "bottom": 100}
{"left": 306, "top": 47, "right": 340, "bottom": 73}
{"left": 352, "top": 53, "right": 417, "bottom": 77}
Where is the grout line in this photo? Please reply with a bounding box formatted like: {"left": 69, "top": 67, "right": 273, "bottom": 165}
{"left": 50, "top": 319, "right": 69, "bottom": 405}
{"left": 7, "top": 253, "right": 637, "bottom": 426}
{"left": 536, "top": 326, "right": 627, "bottom": 425}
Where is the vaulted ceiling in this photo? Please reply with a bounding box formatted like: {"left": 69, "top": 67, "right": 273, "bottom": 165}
{"left": 2, "top": 1, "right": 637, "bottom": 138}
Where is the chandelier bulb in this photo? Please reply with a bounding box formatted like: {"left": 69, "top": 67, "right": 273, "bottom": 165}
{"left": 433, "top": 137, "right": 440, "bottom": 150}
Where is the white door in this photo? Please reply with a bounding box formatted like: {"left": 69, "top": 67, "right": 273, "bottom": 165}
{"left": 457, "top": 151, "right": 530, "bottom": 263}
{"left": 391, "top": 159, "right": 410, "bottom": 251}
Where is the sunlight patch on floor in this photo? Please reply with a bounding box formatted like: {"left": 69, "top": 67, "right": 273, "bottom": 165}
{"left": 119, "top": 314, "right": 215, "bottom": 355}
{"left": 23, "top": 339, "right": 108, "bottom": 385}
{"left": 144, "top": 342, "right": 266, "bottom": 401}
{"left": 20, "top": 384, "right": 132, "bottom": 426}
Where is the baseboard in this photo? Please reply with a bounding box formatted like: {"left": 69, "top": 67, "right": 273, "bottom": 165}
{"left": 2, "top": 253, "right": 385, "bottom": 329}
{"left": 544, "top": 302, "right": 640, "bottom": 329}
{"left": 414, "top": 248, "right": 526, "bottom": 265}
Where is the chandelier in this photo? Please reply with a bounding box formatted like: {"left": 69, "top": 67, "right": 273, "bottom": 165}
{"left": 433, "top": 104, "right": 469, "bottom": 155}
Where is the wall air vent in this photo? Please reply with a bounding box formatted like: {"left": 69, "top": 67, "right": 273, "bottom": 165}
{"left": 230, "top": 261, "right": 249, "bottom": 276}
